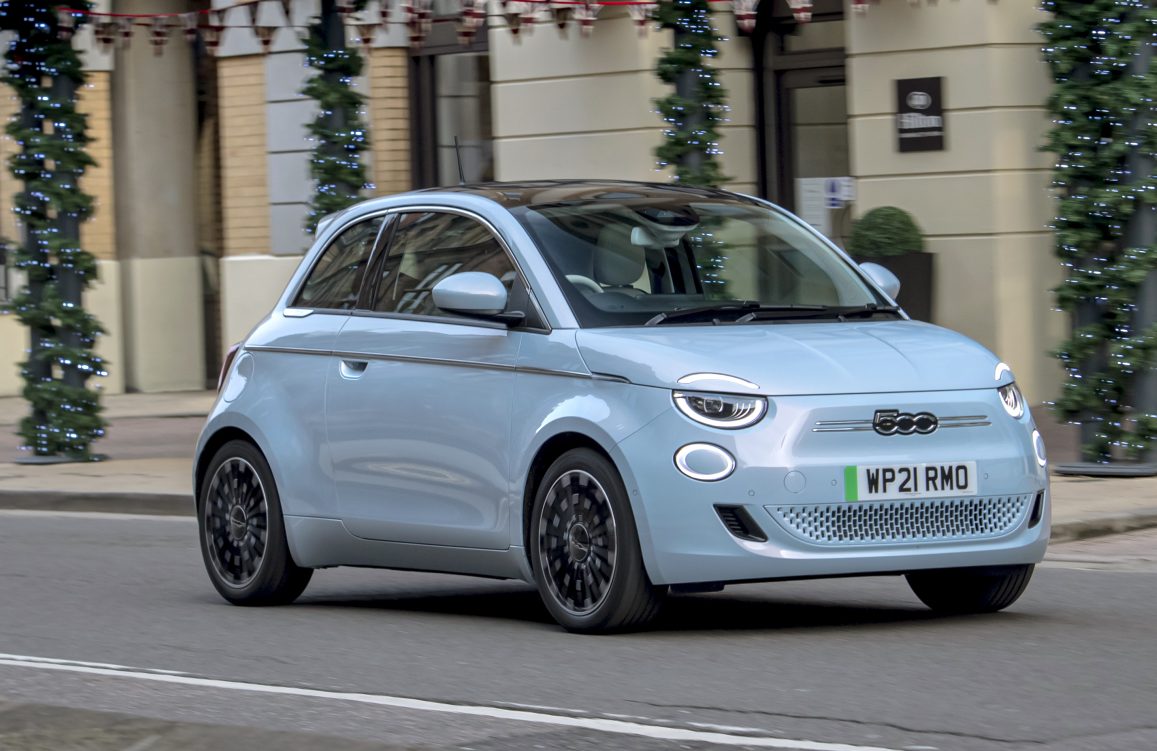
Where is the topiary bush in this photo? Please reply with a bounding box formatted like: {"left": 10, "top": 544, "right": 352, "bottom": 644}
{"left": 848, "top": 206, "right": 925, "bottom": 259}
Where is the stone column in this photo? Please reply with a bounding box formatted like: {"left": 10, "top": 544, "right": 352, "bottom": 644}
{"left": 112, "top": 0, "right": 204, "bottom": 392}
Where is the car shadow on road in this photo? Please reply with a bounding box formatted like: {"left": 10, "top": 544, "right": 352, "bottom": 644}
{"left": 295, "top": 581, "right": 1036, "bottom": 633}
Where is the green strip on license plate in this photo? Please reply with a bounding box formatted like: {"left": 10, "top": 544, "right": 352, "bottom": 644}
{"left": 844, "top": 465, "right": 858, "bottom": 502}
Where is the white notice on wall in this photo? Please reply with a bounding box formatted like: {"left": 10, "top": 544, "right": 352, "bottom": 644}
{"left": 796, "top": 178, "right": 832, "bottom": 238}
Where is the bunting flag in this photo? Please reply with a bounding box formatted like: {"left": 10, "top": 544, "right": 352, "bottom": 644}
{"left": 336, "top": 0, "right": 356, "bottom": 15}
{"left": 627, "top": 2, "right": 656, "bottom": 36}
{"left": 56, "top": 8, "right": 77, "bottom": 40}
{"left": 457, "top": 0, "right": 487, "bottom": 45}
{"left": 246, "top": 1, "right": 261, "bottom": 28}
{"left": 379, "top": 0, "right": 391, "bottom": 28}
{"left": 786, "top": 0, "right": 812, "bottom": 22}
{"left": 200, "top": 11, "right": 227, "bottom": 54}
{"left": 117, "top": 17, "right": 134, "bottom": 49}
{"left": 403, "top": 0, "right": 433, "bottom": 48}
{"left": 550, "top": 2, "right": 573, "bottom": 33}
{"left": 279, "top": 0, "right": 294, "bottom": 23}
{"left": 519, "top": 3, "right": 538, "bottom": 34}
{"left": 94, "top": 20, "right": 117, "bottom": 51}
{"left": 356, "top": 22, "right": 378, "bottom": 47}
{"left": 181, "top": 11, "right": 199, "bottom": 42}
{"left": 574, "top": 0, "right": 601, "bottom": 37}
{"left": 150, "top": 16, "right": 171, "bottom": 55}
{"left": 253, "top": 24, "right": 278, "bottom": 52}
{"left": 733, "top": 0, "right": 757, "bottom": 32}
{"left": 502, "top": 0, "right": 528, "bottom": 37}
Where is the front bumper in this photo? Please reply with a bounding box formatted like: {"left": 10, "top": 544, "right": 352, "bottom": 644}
{"left": 613, "top": 388, "right": 1050, "bottom": 586}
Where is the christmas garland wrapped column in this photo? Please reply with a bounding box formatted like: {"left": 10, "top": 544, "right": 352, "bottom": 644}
{"left": 1, "top": 1, "right": 106, "bottom": 460}
{"left": 654, "top": 0, "right": 729, "bottom": 188}
{"left": 302, "top": 0, "right": 372, "bottom": 232}
{"left": 1040, "top": 1, "right": 1157, "bottom": 465}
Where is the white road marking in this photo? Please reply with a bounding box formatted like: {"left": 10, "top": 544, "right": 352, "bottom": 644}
{"left": 0, "top": 653, "right": 904, "bottom": 751}
{"left": 0, "top": 510, "right": 193, "bottom": 522}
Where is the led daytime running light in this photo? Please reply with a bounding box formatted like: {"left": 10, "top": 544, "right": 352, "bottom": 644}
{"left": 672, "top": 391, "right": 767, "bottom": 429}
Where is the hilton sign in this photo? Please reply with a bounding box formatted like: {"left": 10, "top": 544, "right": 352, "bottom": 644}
{"left": 895, "top": 77, "right": 945, "bottom": 152}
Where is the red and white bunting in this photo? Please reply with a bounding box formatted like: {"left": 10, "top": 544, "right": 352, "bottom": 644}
{"left": 279, "top": 0, "right": 294, "bottom": 23}
{"left": 627, "top": 2, "right": 656, "bottom": 36}
{"left": 550, "top": 1, "right": 573, "bottom": 32}
{"left": 520, "top": 2, "right": 539, "bottom": 34}
{"left": 403, "top": 0, "right": 433, "bottom": 48}
{"left": 336, "top": 0, "right": 356, "bottom": 15}
{"left": 379, "top": 0, "right": 391, "bottom": 28}
{"left": 56, "top": 8, "right": 77, "bottom": 40}
{"left": 732, "top": 0, "right": 756, "bottom": 32}
{"left": 786, "top": 0, "right": 812, "bottom": 22}
{"left": 246, "top": 1, "right": 261, "bottom": 27}
{"left": 200, "top": 11, "right": 227, "bottom": 55}
{"left": 117, "top": 17, "right": 134, "bottom": 49}
{"left": 457, "top": 0, "right": 487, "bottom": 45}
{"left": 94, "top": 20, "right": 117, "bottom": 52}
{"left": 355, "top": 22, "right": 378, "bottom": 47}
{"left": 150, "top": 16, "right": 172, "bottom": 55}
{"left": 180, "top": 11, "right": 199, "bottom": 42}
{"left": 501, "top": 0, "right": 526, "bottom": 37}
{"left": 574, "top": 1, "right": 601, "bottom": 38}
{"left": 253, "top": 24, "right": 278, "bottom": 52}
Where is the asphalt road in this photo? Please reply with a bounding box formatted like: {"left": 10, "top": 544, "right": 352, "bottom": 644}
{"left": 1, "top": 511, "right": 1154, "bottom": 751}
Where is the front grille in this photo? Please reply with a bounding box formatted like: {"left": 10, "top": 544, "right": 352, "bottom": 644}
{"left": 767, "top": 494, "right": 1032, "bottom": 546}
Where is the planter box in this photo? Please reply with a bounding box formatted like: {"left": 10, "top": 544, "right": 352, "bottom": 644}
{"left": 855, "top": 251, "right": 935, "bottom": 323}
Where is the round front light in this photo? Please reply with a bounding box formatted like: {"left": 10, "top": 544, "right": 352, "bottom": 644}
{"left": 1032, "top": 429, "right": 1047, "bottom": 467}
{"left": 998, "top": 382, "right": 1025, "bottom": 419}
{"left": 674, "top": 443, "right": 737, "bottom": 482}
{"left": 672, "top": 391, "right": 768, "bottom": 429}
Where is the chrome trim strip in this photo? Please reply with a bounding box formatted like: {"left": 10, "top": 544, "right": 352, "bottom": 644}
{"left": 247, "top": 344, "right": 594, "bottom": 380}
{"left": 811, "top": 415, "right": 991, "bottom": 433}
{"left": 282, "top": 308, "right": 314, "bottom": 318}
{"left": 677, "top": 373, "right": 759, "bottom": 390}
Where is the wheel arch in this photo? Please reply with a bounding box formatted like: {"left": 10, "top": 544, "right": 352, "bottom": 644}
{"left": 194, "top": 426, "right": 265, "bottom": 505}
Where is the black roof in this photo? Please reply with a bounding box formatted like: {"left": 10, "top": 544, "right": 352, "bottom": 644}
{"left": 417, "top": 180, "right": 755, "bottom": 209}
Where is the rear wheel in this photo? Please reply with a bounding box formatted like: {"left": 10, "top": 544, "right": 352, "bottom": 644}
{"left": 906, "top": 564, "right": 1034, "bottom": 614}
{"left": 530, "top": 448, "right": 665, "bottom": 633}
{"left": 198, "top": 439, "right": 312, "bottom": 605}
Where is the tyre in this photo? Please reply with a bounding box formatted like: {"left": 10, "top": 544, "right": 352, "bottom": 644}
{"left": 197, "top": 439, "right": 312, "bottom": 605}
{"left": 530, "top": 448, "right": 665, "bottom": 633}
{"left": 906, "top": 564, "right": 1034, "bottom": 614}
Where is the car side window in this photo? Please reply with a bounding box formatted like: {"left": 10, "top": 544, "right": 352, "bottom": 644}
{"left": 293, "top": 216, "right": 384, "bottom": 310}
{"left": 370, "top": 211, "right": 518, "bottom": 317}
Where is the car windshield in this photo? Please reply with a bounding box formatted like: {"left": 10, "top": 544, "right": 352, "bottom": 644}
{"left": 512, "top": 196, "right": 888, "bottom": 328}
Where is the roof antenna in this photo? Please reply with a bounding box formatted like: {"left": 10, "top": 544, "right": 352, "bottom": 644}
{"left": 453, "top": 136, "right": 466, "bottom": 185}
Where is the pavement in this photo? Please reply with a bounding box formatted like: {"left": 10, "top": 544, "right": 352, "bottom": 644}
{"left": 0, "top": 514, "right": 1155, "bottom": 750}
{"left": 0, "top": 391, "right": 1155, "bottom": 541}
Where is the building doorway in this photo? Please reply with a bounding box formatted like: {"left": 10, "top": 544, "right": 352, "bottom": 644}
{"left": 752, "top": 0, "right": 851, "bottom": 244}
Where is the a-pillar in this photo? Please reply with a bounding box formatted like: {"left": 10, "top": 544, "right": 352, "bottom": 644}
{"left": 112, "top": 0, "right": 204, "bottom": 392}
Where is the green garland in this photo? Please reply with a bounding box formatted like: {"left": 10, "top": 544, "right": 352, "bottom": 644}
{"left": 1, "top": 1, "right": 106, "bottom": 460}
{"left": 1040, "top": 0, "right": 1157, "bottom": 463}
{"left": 302, "top": 0, "right": 372, "bottom": 233}
{"left": 653, "top": 0, "right": 730, "bottom": 188}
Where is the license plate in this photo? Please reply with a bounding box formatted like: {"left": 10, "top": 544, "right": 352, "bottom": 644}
{"left": 844, "top": 462, "right": 976, "bottom": 501}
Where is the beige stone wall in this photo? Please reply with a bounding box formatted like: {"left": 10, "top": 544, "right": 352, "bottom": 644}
{"left": 219, "top": 56, "right": 271, "bottom": 256}
{"left": 846, "top": 0, "right": 1064, "bottom": 403}
{"left": 369, "top": 47, "right": 412, "bottom": 195}
{"left": 488, "top": 9, "right": 756, "bottom": 194}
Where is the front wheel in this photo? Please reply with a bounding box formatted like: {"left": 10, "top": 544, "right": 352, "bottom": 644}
{"left": 198, "top": 439, "right": 312, "bottom": 606}
{"left": 530, "top": 448, "right": 665, "bottom": 633}
{"left": 906, "top": 564, "right": 1034, "bottom": 614}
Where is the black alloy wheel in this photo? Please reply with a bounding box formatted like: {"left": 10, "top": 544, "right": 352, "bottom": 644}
{"left": 198, "top": 439, "right": 312, "bottom": 605}
{"left": 531, "top": 448, "right": 665, "bottom": 633}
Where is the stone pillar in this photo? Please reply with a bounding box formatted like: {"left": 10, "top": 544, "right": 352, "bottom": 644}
{"left": 112, "top": 0, "right": 204, "bottom": 392}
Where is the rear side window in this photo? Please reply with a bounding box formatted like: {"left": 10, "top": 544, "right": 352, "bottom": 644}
{"left": 369, "top": 211, "right": 517, "bottom": 317}
{"left": 294, "top": 216, "right": 384, "bottom": 310}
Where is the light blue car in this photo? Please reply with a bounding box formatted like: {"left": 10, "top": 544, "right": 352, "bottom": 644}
{"left": 196, "top": 181, "right": 1050, "bottom": 633}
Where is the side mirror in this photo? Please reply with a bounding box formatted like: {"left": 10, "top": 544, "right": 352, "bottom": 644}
{"left": 859, "top": 262, "right": 901, "bottom": 301}
{"left": 432, "top": 271, "right": 518, "bottom": 321}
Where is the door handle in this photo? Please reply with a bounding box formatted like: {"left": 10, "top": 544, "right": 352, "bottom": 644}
{"left": 339, "top": 359, "right": 369, "bottom": 380}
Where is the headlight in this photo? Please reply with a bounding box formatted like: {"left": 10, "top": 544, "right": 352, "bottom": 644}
{"left": 1032, "top": 430, "right": 1047, "bottom": 467}
{"left": 998, "top": 382, "right": 1025, "bottom": 419}
{"left": 672, "top": 391, "right": 767, "bottom": 429}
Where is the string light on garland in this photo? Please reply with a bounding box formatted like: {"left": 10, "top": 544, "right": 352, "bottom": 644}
{"left": 1040, "top": 0, "right": 1157, "bottom": 464}
{"left": 0, "top": 0, "right": 107, "bottom": 461}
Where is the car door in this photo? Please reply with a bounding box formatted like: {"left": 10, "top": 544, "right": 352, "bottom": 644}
{"left": 325, "top": 209, "right": 534, "bottom": 549}
{"left": 244, "top": 212, "right": 388, "bottom": 518}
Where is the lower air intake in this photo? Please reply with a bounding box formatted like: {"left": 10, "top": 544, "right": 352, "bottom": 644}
{"left": 768, "top": 494, "right": 1033, "bottom": 546}
{"left": 715, "top": 505, "right": 768, "bottom": 543}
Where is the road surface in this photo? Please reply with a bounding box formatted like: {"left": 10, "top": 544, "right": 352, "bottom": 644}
{"left": 1, "top": 510, "right": 1154, "bottom": 751}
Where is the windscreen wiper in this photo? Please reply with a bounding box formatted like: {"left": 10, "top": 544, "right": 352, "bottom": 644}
{"left": 645, "top": 302, "right": 828, "bottom": 326}
{"left": 833, "top": 303, "right": 903, "bottom": 320}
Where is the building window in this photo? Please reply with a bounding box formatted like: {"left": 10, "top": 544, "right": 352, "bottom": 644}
{"left": 410, "top": 11, "right": 492, "bottom": 188}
